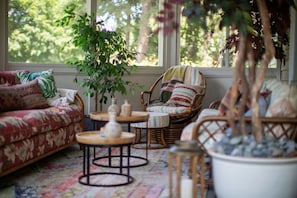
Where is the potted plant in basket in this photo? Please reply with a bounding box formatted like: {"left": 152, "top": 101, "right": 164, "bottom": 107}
{"left": 56, "top": 6, "right": 141, "bottom": 112}
{"left": 158, "top": 0, "right": 297, "bottom": 197}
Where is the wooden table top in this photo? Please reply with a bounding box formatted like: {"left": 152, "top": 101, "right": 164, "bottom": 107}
{"left": 76, "top": 131, "right": 135, "bottom": 145}
{"left": 90, "top": 111, "right": 149, "bottom": 122}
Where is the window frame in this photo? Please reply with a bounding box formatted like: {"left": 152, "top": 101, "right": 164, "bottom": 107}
{"left": 1, "top": 0, "right": 296, "bottom": 81}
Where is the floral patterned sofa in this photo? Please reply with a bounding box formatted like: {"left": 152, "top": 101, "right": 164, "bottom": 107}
{"left": 0, "top": 70, "right": 84, "bottom": 177}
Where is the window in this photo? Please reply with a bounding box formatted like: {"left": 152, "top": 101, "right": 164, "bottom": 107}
{"left": 178, "top": 5, "right": 278, "bottom": 68}
{"left": 96, "top": 0, "right": 159, "bottom": 66}
{"left": 179, "top": 14, "right": 230, "bottom": 67}
{"left": 6, "top": 0, "right": 281, "bottom": 68}
{"left": 8, "top": 0, "right": 85, "bottom": 64}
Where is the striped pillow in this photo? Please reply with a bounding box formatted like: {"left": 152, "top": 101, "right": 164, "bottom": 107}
{"left": 165, "top": 84, "right": 199, "bottom": 107}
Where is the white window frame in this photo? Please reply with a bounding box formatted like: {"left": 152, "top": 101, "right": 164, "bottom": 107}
{"left": 0, "top": 0, "right": 296, "bottom": 81}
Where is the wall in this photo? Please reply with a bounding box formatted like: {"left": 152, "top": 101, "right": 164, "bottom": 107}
{"left": 5, "top": 63, "right": 280, "bottom": 115}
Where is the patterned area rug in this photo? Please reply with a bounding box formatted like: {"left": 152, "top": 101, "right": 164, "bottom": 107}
{"left": 0, "top": 144, "right": 207, "bottom": 198}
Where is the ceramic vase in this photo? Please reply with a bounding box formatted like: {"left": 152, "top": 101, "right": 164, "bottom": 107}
{"left": 121, "top": 99, "right": 132, "bottom": 117}
{"left": 108, "top": 98, "right": 120, "bottom": 116}
{"left": 104, "top": 112, "right": 122, "bottom": 138}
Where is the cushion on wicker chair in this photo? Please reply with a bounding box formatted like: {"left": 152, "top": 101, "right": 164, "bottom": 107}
{"left": 141, "top": 66, "right": 206, "bottom": 145}
{"left": 147, "top": 105, "right": 189, "bottom": 114}
{"left": 165, "top": 84, "right": 200, "bottom": 107}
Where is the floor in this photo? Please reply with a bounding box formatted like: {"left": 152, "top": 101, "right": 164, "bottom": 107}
{"left": 84, "top": 116, "right": 218, "bottom": 198}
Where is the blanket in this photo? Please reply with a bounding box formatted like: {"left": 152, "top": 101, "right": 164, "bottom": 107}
{"left": 159, "top": 66, "right": 188, "bottom": 103}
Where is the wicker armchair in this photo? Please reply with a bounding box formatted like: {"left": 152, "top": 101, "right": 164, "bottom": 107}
{"left": 140, "top": 66, "right": 206, "bottom": 145}
{"left": 191, "top": 115, "right": 297, "bottom": 188}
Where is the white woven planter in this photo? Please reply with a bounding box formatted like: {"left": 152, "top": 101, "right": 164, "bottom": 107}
{"left": 208, "top": 150, "right": 297, "bottom": 198}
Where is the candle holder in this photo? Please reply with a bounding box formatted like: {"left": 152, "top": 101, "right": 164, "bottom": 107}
{"left": 168, "top": 140, "right": 205, "bottom": 198}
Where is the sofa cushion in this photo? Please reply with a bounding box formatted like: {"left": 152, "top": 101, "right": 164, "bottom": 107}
{"left": 261, "top": 80, "right": 297, "bottom": 139}
{"left": 17, "top": 69, "right": 57, "bottom": 98}
{"left": 0, "top": 88, "right": 24, "bottom": 112}
{"left": 263, "top": 79, "right": 297, "bottom": 117}
{"left": 0, "top": 104, "right": 83, "bottom": 146}
{"left": 18, "top": 79, "right": 49, "bottom": 109}
{"left": 0, "top": 79, "right": 48, "bottom": 112}
{"left": 0, "top": 70, "right": 26, "bottom": 85}
{"left": 165, "top": 84, "right": 199, "bottom": 107}
{"left": 0, "top": 79, "right": 49, "bottom": 111}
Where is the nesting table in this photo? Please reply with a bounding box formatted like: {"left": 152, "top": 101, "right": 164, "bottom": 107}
{"left": 90, "top": 111, "right": 150, "bottom": 167}
{"left": 76, "top": 131, "right": 135, "bottom": 187}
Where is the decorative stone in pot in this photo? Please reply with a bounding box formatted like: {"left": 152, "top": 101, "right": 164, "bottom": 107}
{"left": 121, "top": 99, "right": 132, "bottom": 117}
{"left": 104, "top": 112, "right": 122, "bottom": 138}
{"left": 108, "top": 98, "right": 121, "bottom": 116}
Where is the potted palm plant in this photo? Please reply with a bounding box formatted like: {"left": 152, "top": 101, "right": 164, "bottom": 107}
{"left": 158, "top": 0, "right": 297, "bottom": 197}
{"left": 56, "top": 6, "right": 140, "bottom": 112}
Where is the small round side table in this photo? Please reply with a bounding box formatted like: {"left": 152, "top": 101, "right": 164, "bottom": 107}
{"left": 76, "top": 131, "right": 135, "bottom": 187}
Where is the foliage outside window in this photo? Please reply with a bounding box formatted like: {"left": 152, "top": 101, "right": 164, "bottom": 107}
{"left": 8, "top": 0, "right": 85, "bottom": 64}
{"left": 96, "top": 0, "right": 159, "bottom": 66}
{"left": 7, "top": 0, "right": 280, "bottom": 68}
{"left": 180, "top": 12, "right": 232, "bottom": 67}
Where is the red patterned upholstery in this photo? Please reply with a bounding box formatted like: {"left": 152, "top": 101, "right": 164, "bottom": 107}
{"left": 0, "top": 70, "right": 84, "bottom": 177}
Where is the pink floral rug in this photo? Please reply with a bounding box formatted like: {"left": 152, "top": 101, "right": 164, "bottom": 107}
{"left": 0, "top": 144, "right": 172, "bottom": 198}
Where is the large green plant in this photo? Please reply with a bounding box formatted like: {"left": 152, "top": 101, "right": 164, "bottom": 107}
{"left": 56, "top": 6, "right": 140, "bottom": 111}
{"left": 158, "top": 0, "right": 296, "bottom": 142}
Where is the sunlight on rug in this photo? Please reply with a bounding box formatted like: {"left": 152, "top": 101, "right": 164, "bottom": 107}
{"left": 0, "top": 144, "right": 207, "bottom": 198}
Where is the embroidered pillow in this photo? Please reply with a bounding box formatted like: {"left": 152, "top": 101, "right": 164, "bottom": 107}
{"left": 0, "top": 87, "right": 24, "bottom": 112}
{"left": 0, "top": 79, "right": 48, "bottom": 111}
{"left": 0, "top": 70, "right": 27, "bottom": 85}
{"left": 17, "top": 69, "right": 57, "bottom": 98}
{"left": 16, "top": 79, "right": 49, "bottom": 109}
{"left": 165, "top": 84, "right": 199, "bottom": 107}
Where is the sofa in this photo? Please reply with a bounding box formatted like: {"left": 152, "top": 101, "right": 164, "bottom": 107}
{"left": 181, "top": 78, "right": 297, "bottom": 144}
{"left": 0, "top": 69, "right": 84, "bottom": 177}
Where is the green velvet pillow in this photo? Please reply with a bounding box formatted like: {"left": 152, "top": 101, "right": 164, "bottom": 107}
{"left": 17, "top": 69, "right": 57, "bottom": 98}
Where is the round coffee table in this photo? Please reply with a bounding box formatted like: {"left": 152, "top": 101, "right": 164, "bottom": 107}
{"left": 76, "top": 131, "right": 135, "bottom": 187}
{"left": 90, "top": 111, "right": 149, "bottom": 131}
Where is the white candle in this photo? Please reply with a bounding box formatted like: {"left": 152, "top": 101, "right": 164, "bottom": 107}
{"left": 181, "top": 178, "right": 193, "bottom": 198}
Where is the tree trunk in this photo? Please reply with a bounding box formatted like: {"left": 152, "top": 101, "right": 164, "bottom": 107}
{"left": 136, "top": 0, "right": 152, "bottom": 63}
{"left": 252, "top": 0, "right": 275, "bottom": 141}
{"left": 229, "top": 35, "right": 247, "bottom": 136}
{"left": 230, "top": 1, "right": 276, "bottom": 141}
